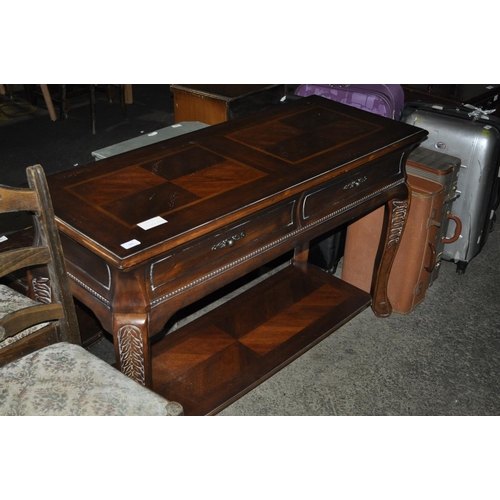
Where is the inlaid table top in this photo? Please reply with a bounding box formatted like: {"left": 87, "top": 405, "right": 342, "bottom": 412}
{"left": 48, "top": 95, "right": 425, "bottom": 268}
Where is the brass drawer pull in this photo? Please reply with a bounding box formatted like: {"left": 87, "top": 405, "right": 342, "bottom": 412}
{"left": 343, "top": 176, "right": 368, "bottom": 190}
{"left": 212, "top": 232, "right": 246, "bottom": 250}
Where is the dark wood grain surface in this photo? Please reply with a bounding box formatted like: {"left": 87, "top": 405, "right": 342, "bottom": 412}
{"left": 47, "top": 95, "right": 427, "bottom": 397}
{"left": 152, "top": 262, "right": 371, "bottom": 415}
{"left": 49, "top": 96, "right": 425, "bottom": 267}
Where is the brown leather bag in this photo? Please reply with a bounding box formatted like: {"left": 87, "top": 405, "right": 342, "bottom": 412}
{"left": 341, "top": 174, "right": 446, "bottom": 314}
{"left": 405, "top": 147, "right": 462, "bottom": 283}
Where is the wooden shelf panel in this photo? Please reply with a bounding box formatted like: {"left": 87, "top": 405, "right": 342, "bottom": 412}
{"left": 152, "top": 262, "right": 371, "bottom": 415}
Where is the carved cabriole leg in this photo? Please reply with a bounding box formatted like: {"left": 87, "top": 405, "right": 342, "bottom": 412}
{"left": 110, "top": 269, "right": 152, "bottom": 386}
{"left": 113, "top": 313, "right": 151, "bottom": 387}
{"left": 371, "top": 188, "right": 411, "bottom": 318}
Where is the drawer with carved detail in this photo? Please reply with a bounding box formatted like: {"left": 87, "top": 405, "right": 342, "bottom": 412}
{"left": 302, "top": 152, "right": 404, "bottom": 225}
{"left": 150, "top": 198, "right": 298, "bottom": 290}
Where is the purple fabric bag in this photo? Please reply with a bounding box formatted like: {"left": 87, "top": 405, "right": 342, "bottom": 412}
{"left": 295, "top": 84, "right": 405, "bottom": 120}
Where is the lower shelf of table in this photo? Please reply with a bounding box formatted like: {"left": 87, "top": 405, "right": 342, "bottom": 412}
{"left": 151, "top": 261, "right": 371, "bottom": 416}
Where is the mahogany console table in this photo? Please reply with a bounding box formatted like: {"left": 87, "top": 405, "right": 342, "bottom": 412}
{"left": 47, "top": 96, "right": 427, "bottom": 415}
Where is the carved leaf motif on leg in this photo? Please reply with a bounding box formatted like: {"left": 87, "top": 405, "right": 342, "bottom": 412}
{"left": 387, "top": 200, "right": 408, "bottom": 249}
{"left": 117, "top": 324, "right": 146, "bottom": 385}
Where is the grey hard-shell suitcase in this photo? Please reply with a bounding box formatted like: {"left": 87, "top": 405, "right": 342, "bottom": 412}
{"left": 405, "top": 147, "right": 462, "bottom": 284}
{"left": 403, "top": 103, "right": 500, "bottom": 274}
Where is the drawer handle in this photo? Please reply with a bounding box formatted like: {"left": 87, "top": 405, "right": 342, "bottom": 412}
{"left": 343, "top": 176, "right": 368, "bottom": 190}
{"left": 212, "top": 232, "right": 246, "bottom": 250}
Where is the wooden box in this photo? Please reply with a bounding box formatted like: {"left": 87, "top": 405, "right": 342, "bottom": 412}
{"left": 170, "top": 84, "right": 286, "bottom": 125}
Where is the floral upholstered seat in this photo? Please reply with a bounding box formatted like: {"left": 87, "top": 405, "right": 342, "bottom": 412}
{"left": 0, "top": 284, "right": 183, "bottom": 416}
{"left": 0, "top": 341, "right": 183, "bottom": 416}
{"left": 0, "top": 284, "right": 50, "bottom": 349}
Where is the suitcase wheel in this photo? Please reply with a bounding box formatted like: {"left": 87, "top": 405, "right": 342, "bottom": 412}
{"left": 456, "top": 261, "right": 469, "bottom": 275}
{"left": 489, "top": 212, "right": 497, "bottom": 233}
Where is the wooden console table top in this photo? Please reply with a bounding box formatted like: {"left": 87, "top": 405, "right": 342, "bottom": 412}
{"left": 47, "top": 96, "right": 427, "bottom": 413}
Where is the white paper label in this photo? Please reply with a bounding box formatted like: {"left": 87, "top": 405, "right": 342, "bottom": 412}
{"left": 121, "top": 239, "right": 141, "bottom": 249}
{"left": 137, "top": 216, "right": 168, "bottom": 230}
{"left": 0, "top": 235, "right": 8, "bottom": 243}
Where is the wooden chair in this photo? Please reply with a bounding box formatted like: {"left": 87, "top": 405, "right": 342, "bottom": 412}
{"left": 0, "top": 165, "right": 183, "bottom": 416}
{"left": 30, "top": 85, "right": 131, "bottom": 133}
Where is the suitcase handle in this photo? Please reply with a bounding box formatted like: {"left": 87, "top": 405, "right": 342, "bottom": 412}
{"left": 425, "top": 243, "right": 437, "bottom": 272}
{"left": 442, "top": 212, "right": 462, "bottom": 244}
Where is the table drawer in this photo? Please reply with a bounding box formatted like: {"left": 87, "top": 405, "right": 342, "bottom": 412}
{"left": 302, "top": 152, "right": 404, "bottom": 225}
{"left": 150, "top": 198, "right": 297, "bottom": 290}
{"left": 60, "top": 233, "right": 112, "bottom": 296}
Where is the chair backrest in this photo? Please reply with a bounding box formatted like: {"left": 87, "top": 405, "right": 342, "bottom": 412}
{"left": 0, "top": 165, "right": 80, "bottom": 366}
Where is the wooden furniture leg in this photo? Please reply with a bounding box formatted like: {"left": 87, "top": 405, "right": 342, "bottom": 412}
{"left": 39, "top": 85, "right": 57, "bottom": 121}
{"left": 294, "top": 242, "right": 310, "bottom": 263}
{"left": 113, "top": 313, "right": 151, "bottom": 387}
{"left": 371, "top": 193, "right": 411, "bottom": 317}
{"left": 90, "top": 85, "right": 96, "bottom": 134}
{"left": 60, "top": 84, "right": 67, "bottom": 120}
{"left": 123, "top": 84, "right": 133, "bottom": 104}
